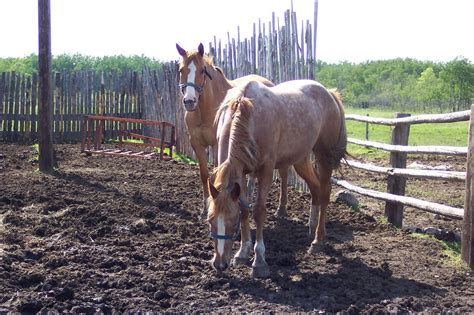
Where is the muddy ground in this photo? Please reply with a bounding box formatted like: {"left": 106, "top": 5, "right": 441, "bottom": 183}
{"left": 0, "top": 143, "right": 473, "bottom": 313}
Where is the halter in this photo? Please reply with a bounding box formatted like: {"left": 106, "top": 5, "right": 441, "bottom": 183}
{"left": 179, "top": 66, "right": 213, "bottom": 95}
{"left": 208, "top": 196, "right": 251, "bottom": 241}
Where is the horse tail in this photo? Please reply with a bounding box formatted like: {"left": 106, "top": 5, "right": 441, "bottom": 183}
{"left": 327, "top": 89, "right": 348, "bottom": 169}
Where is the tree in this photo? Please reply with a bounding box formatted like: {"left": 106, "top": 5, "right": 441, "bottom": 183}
{"left": 440, "top": 57, "right": 474, "bottom": 111}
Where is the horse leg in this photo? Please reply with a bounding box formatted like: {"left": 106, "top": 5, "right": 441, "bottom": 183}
{"left": 309, "top": 161, "right": 332, "bottom": 254}
{"left": 191, "top": 141, "right": 210, "bottom": 221}
{"left": 233, "top": 200, "right": 253, "bottom": 265}
{"left": 211, "top": 143, "right": 218, "bottom": 167}
{"left": 275, "top": 167, "right": 288, "bottom": 217}
{"left": 246, "top": 175, "right": 255, "bottom": 204}
{"left": 293, "top": 158, "right": 322, "bottom": 246}
{"left": 251, "top": 167, "right": 273, "bottom": 278}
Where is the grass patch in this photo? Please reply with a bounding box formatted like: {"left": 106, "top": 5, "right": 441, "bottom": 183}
{"left": 376, "top": 216, "right": 389, "bottom": 225}
{"left": 152, "top": 147, "right": 197, "bottom": 165}
{"left": 410, "top": 233, "right": 469, "bottom": 270}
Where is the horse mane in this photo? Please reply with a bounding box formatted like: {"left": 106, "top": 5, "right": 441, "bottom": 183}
{"left": 207, "top": 161, "right": 239, "bottom": 221}
{"left": 208, "top": 89, "right": 259, "bottom": 220}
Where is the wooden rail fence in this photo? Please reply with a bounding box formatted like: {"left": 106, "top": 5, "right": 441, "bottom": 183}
{"left": 0, "top": 64, "right": 181, "bottom": 146}
{"left": 331, "top": 108, "right": 473, "bottom": 268}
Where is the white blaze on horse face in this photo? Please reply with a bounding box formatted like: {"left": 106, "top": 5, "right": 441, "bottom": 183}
{"left": 183, "top": 61, "right": 198, "bottom": 102}
{"left": 217, "top": 214, "right": 226, "bottom": 256}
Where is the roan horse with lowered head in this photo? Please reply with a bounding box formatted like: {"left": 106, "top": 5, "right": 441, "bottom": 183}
{"left": 176, "top": 43, "right": 291, "bottom": 219}
{"left": 207, "top": 80, "right": 347, "bottom": 278}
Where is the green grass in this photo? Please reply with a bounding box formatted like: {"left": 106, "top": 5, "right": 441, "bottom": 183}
{"left": 345, "top": 106, "right": 469, "bottom": 158}
{"left": 152, "top": 146, "right": 197, "bottom": 165}
{"left": 409, "top": 233, "right": 469, "bottom": 269}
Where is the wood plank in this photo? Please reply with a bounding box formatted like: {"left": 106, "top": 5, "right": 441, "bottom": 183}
{"left": 13, "top": 73, "right": 21, "bottom": 141}
{"left": 31, "top": 73, "right": 38, "bottom": 138}
{"left": 19, "top": 74, "right": 26, "bottom": 139}
{"left": 0, "top": 72, "right": 5, "bottom": 139}
{"left": 25, "top": 75, "right": 32, "bottom": 138}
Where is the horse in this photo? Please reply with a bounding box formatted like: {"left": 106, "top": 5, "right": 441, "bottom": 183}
{"left": 176, "top": 43, "right": 289, "bottom": 220}
{"left": 207, "top": 80, "right": 347, "bottom": 278}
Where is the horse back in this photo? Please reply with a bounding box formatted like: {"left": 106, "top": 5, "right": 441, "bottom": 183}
{"left": 231, "top": 75, "right": 274, "bottom": 88}
{"left": 243, "top": 80, "right": 346, "bottom": 169}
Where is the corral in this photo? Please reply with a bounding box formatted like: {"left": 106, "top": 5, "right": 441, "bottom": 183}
{"left": 0, "top": 143, "right": 473, "bottom": 313}
{"left": 1, "top": 1, "right": 473, "bottom": 313}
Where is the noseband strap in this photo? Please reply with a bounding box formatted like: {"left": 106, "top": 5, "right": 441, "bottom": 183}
{"left": 208, "top": 196, "right": 250, "bottom": 241}
{"left": 209, "top": 231, "right": 234, "bottom": 240}
{"left": 179, "top": 82, "right": 205, "bottom": 94}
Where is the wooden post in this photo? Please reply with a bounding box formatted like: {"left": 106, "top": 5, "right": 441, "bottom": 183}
{"left": 462, "top": 105, "right": 474, "bottom": 268}
{"left": 312, "top": 0, "right": 318, "bottom": 80}
{"left": 38, "top": 0, "right": 54, "bottom": 171}
{"left": 365, "top": 113, "right": 369, "bottom": 140}
{"left": 385, "top": 113, "right": 411, "bottom": 227}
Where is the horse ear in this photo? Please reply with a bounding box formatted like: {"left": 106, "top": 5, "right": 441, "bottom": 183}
{"left": 208, "top": 180, "right": 219, "bottom": 200}
{"left": 198, "top": 43, "right": 204, "bottom": 56}
{"left": 230, "top": 183, "right": 240, "bottom": 201}
{"left": 176, "top": 43, "right": 186, "bottom": 57}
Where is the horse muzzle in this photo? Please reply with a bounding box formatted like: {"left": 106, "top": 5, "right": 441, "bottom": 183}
{"left": 183, "top": 98, "right": 198, "bottom": 112}
{"left": 212, "top": 258, "right": 229, "bottom": 273}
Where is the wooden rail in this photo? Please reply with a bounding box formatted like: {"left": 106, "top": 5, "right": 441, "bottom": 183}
{"left": 336, "top": 108, "right": 473, "bottom": 268}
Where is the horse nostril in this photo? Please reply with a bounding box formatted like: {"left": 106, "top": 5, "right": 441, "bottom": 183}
{"left": 183, "top": 98, "right": 196, "bottom": 105}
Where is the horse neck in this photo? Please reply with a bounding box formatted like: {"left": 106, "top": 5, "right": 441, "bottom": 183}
{"left": 198, "top": 68, "right": 232, "bottom": 125}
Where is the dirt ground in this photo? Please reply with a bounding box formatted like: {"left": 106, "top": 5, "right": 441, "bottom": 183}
{"left": 0, "top": 143, "right": 473, "bottom": 313}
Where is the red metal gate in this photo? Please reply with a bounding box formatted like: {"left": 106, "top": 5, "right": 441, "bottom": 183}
{"left": 80, "top": 115, "right": 176, "bottom": 160}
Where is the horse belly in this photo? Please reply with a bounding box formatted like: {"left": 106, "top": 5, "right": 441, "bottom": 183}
{"left": 274, "top": 141, "right": 314, "bottom": 168}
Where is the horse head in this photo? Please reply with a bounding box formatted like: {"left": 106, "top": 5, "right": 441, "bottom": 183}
{"left": 176, "top": 43, "right": 213, "bottom": 112}
{"left": 206, "top": 166, "right": 242, "bottom": 273}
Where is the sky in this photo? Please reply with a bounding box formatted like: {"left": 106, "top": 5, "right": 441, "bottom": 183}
{"left": 0, "top": 0, "right": 473, "bottom": 64}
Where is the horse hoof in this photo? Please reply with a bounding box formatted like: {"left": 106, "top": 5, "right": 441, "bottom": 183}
{"left": 251, "top": 265, "right": 270, "bottom": 278}
{"left": 233, "top": 257, "right": 251, "bottom": 266}
{"left": 308, "top": 242, "right": 325, "bottom": 255}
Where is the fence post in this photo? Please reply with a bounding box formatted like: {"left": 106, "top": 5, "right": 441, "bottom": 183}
{"left": 365, "top": 113, "right": 369, "bottom": 140}
{"left": 385, "top": 113, "right": 411, "bottom": 227}
{"left": 462, "top": 105, "right": 474, "bottom": 269}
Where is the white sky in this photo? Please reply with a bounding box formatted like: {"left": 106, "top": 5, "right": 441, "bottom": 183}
{"left": 0, "top": 0, "right": 472, "bottom": 63}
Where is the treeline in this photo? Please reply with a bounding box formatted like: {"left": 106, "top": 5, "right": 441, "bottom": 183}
{"left": 1, "top": 54, "right": 473, "bottom": 112}
{"left": 0, "top": 53, "right": 163, "bottom": 74}
{"left": 316, "top": 57, "right": 474, "bottom": 112}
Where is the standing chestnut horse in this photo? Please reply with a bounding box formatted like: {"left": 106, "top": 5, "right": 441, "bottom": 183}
{"left": 208, "top": 80, "right": 347, "bottom": 277}
{"left": 176, "top": 43, "right": 289, "bottom": 219}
